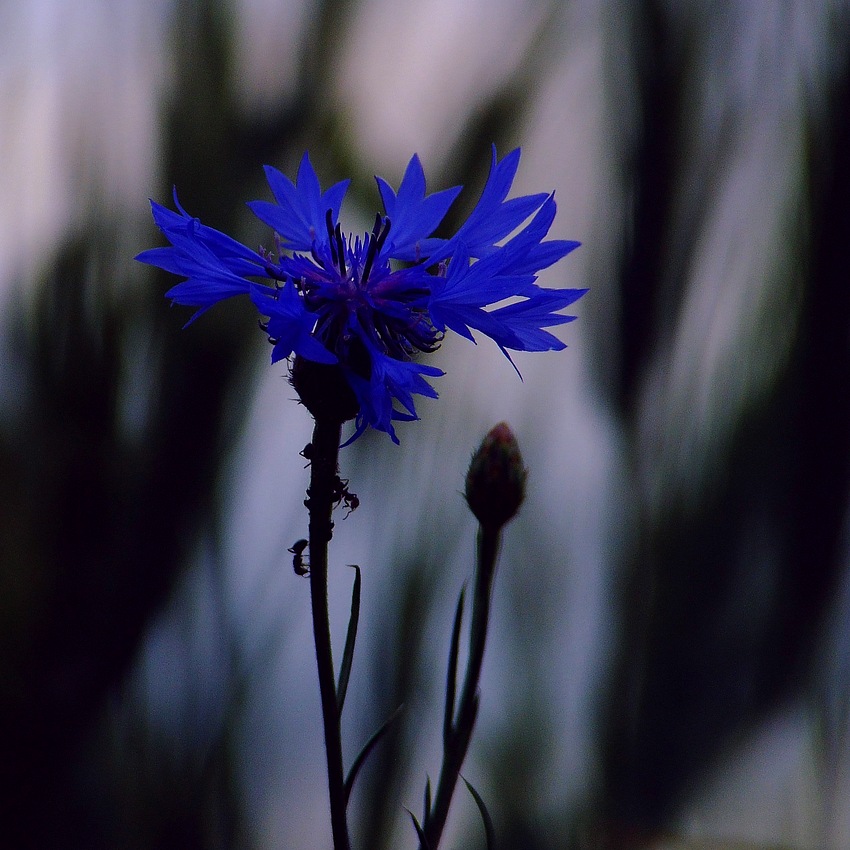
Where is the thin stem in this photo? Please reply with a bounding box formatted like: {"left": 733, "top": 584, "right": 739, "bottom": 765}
{"left": 423, "top": 525, "right": 501, "bottom": 850}
{"left": 307, "top": 417, "right": 351, "bottom": 850}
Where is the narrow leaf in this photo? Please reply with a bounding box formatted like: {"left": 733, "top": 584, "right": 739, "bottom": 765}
{"left": 337, "top": 564, "right": 361, "bottom": 715}
{"left": 423, "top": 775, "right": 432, "bottom": 822}
{"left": 462, "top": 776, "right": 496, "bottom": 850}
{"left": 444, "top": 584, "right": 466, "bottom": 745}
{"left": 343, "top": 703, "right": 404, "bottom": 805}
{"left": 404, "top": 808, "right": 430, "bottom": 850}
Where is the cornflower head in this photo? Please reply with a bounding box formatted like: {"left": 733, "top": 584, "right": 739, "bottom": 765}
{"left": 136, "top": 147, "right": 585, "bottom": 443}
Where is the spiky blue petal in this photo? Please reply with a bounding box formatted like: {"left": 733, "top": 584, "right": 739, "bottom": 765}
{"left": 488, "top": 287, "right": 587, "bottom": 351}
{"left": 376, "top": 153, "right": 462, "bottom": 261}
{"left": 347, "top": 348, "right": 443, "bottom": 443}
{"left": 491, "top": 195, "right": 581, "bottom": 276}
{"left": 247, "top": 153, "right": 350, "bottom": 250}
{"left": 135, "top": 195, "right": 264, "bottom": 323}
{"left": 440, "top": 146, "right": 548, "bottom": 259}
{"left": 251, "top": 282, "right": 338, "bottom": 365}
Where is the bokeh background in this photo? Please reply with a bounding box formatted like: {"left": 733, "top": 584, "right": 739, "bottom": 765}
{"left": 2, "top": 1, "right": 850, "bottom": 848}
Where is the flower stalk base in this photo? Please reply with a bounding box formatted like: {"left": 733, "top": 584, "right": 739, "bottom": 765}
{"left": 306, "top": 416, "right": 351, "bottom": 850}
{"left": 422, "top": 525, "right": 501, "bottom": 849}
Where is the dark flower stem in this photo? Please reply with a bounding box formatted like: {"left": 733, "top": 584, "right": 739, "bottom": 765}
{"left": 307, "top": 416, "right": 351, "bottom": 850}
{"left": 423, "top": 524, "right": 501, "bottom": 849}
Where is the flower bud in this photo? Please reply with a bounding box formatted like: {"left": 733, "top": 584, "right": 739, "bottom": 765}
{"left": 465, "top": 422, "right": 527, "bottom": 530}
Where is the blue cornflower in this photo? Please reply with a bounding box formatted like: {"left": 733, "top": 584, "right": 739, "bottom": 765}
{"left": 136, "top": 147, "right": 585, "bottom": 443}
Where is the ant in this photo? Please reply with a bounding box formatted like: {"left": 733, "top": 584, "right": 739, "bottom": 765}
{"left": 331, "top": 475, "right": 359, "bottom": 517}
{"left": 300, "top": 444, "right": 359, "bottom": 519}
{"left": 289, "top": 538, "right": 309, "bottom": 576}
{"left": 342, "top": 490, "right": 360, "bottom": 516}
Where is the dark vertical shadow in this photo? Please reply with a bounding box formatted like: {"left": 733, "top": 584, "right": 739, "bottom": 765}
{"left": 594, "top": 2, "right": 850, "bottom": 841}
{"left": 352, "top": 562, "right": 435, "bottom": 850}
{"left": 0, "top": 0, "right": 356, "bottom": 844}
{"left": 606, "top": 0, "right": 687, "bottom": 417}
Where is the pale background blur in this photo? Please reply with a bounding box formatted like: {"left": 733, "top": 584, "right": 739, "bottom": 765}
{"left": 2, "top": 2, "right": 850, "bottom": 849}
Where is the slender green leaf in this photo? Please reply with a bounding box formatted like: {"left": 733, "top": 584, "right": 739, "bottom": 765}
{"left": 462, "top": 776, "right": 495, "bottom": 850}
{"left": 404, "top": 808, "right": 430, "bottom": 849}
{"left": 343, "top": 703, "right": 404, "bottom": 805}
{"left": 337, "top": 563, "right": 361, "bottom": 715}
{"left": 444, "top": 584, "right": 466, "bottom": 745}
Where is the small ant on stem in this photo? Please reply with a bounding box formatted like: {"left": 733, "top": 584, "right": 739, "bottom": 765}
{"left": 331, "top": 475, "right": 359, "bottom": 517}
{"left": 300, "top": 443, "right": 358, "bottom": 520}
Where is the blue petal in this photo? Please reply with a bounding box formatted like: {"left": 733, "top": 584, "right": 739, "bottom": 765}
{"left": 428, "top": 234, "right": 587, "bottom": 353}
{"left": 487, "top": 288, "right": 588, "bottom": 351}
{"left": 346, "top": 348, "right": 443, "bottom": 443}
{"left": 429, "top": 242, "right": 537, "bottom": 317}
{"left": 429, "top": 300, "right": 523, "bottom": 348}
{"left": 380, "top": 354, "right": 441, "bottom": 415}
{"left": 136, "top": 196, "right": 262, "bottom": 320}
{"left": 151, "top": 192, "right": 263, "bottom": 276}
{"left": 248, "top": 153, "right": 350, "bottom": 250}
{"left": 135, "top": 246, "right": 186, "bottom": 276}
{"left": 345, "top": 371, "right": 396, "bottom": 442}
{"left": 376, "top": 154, "right": 462, "bottom": 261}
{"left": 494, "top": 195, "right": 581, "bottom": 275}
{"left": 440, "top": 146, "right": 548, "bottom": 259}
{"left": 251, "top": 282, "right": 337, "bottom": 365}
{"left": 428, "top": 184, "right": 585, "bottom": 348}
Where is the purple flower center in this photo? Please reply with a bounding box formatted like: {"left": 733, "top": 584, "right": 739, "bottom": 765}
{"left": 283, "top": 208, "right": 442, "bottom": 367}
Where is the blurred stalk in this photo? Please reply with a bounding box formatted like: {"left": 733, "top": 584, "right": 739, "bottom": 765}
{"left": 422, "top": 423, "right": 526, "bottom": 849}
{"left": 422, "top": 525, "right": 500, "bottom": 850}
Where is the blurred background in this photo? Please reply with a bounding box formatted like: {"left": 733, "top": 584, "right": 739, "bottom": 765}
{"left": 2, "top": 1, "right": 850, "bottom": 848}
